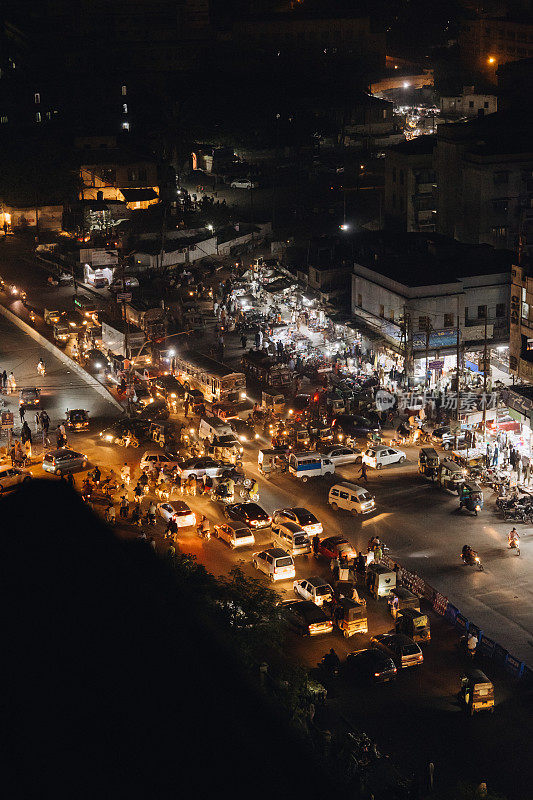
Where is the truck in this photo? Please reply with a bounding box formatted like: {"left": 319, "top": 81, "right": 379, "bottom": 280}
{"left": 44, "top": 308, "right": 64, "bottom": 326}
{"left": 101, "top": 317, "right": 145, "bottom": 359}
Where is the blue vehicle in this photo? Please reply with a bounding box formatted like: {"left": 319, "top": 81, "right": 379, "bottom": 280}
{"left": 459, "top": 481, "right": 484, "bottom": 516}
{"left": 288, "top": 452, "right": 335, "bottom": 482}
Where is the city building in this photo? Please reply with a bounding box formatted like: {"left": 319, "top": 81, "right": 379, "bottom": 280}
{"left": 440, "top": 86, "right": 497, "bottom": 118}
{"left": 76, "top": 136, "right": 159, "bottom": 210}
{"left": 383, "top": 136, "right": 437, "bottom": 232}
{"left": 459, "top": 15, "right": 533, "bottom": 81}
{"left": 435, "top": 109, "right": 533, "bottom": 253}
{"left": 509, "top": 259, "right": 533, "bottom": 380}
{"left": 351, "top": 232, "right": 512, "bottom": 382}
{"left": 497, "top": 56, "right": 533, "bottom": 109}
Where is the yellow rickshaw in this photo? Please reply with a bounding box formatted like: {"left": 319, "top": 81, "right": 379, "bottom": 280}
{"left": 258, "top": 447, "right": 287, "bottom": 479}
{"left": 395, "top": 608, "right": 431, "bottom": 642}
{"left": 458, "top": 668, "right": 494, "bottom": 715}
{"left": 262, "top": 391, "right": 285, "bottom": 416}
{"left": 333, "top": 597, "right": 368, "bottom": 637}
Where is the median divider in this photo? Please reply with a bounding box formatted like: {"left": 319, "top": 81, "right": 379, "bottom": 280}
{"left": 381, "top": 553, "right": 530, "bottom": 677}
{"left": 0, "top": 302, "right": 124, "bottom": 413}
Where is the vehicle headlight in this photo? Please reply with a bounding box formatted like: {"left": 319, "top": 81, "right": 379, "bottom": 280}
{"left": 189, "top": 428, "right": 194, "bottom": 434}
{"left": 254, "top": 433, "right": 259, "bottom": 439}
{"left": 95, "top": 362, "right": 102, "bottom": 369}
{"left": 239, "top": 435, "right": 246, "bottom": 442}
{"left": 105, "top": 435, "right": 113, "bottom": 442}
{"left": 240, "top": 391, "right": 246, "bottom": 399}
{"left": 171, "top": 393, "right": 176, "bottom": 398}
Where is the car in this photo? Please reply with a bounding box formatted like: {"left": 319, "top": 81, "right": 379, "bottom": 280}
{"left": 19, "top": 387, "right": 41, "bottom": 408}
{"left": 213, "top": 523, "right": 255, "bottom": 549}
{"left": 140, "top": 450, "right": 180, "bottom": 472}
{"left": 0, "top": 465, "right": 32, "bottom": 492}
{"left": 286, "top": 394, "right": 310, "bottom": 416}
{"left": 272, "top": 507, "right": 323, "bottom": 536}
{"left": 252, "top": 548, "right": 295, "bottom": 581}
{"left": 132, "top": 385, "right": 155, "bottom": 407}
{"left": 281, "top": 600, "right": 333, "bottom": 636}
{"left": 85, "top": 349, "right": 110, "bottom": 371}
{"left": 109, "top": 276, "right": 139, "bottom": 292}
{"left": 320, "top": 446, "right": 362, "bottom": 466}
{"left": 441, "top": 432, "right": 468, "bottom": 450}
{"left": 293, "top": 577, "right": 333, "bottom": 606}
{"left": 42, "top": 448, "right": 88, "bottom": 475}
{"left": 225, "top": 502, "right": 272, "bottom": 529}
{"left": 363, "top": 446, "right": 406, "bottom": 469}
{"left": 346, "top": 649, "right": 397, "bottom": 683}
{"left": 130, "top": 399, "right": 170, "bottom": 421}
{"left": 430, "top": 425, "right": 450, "bottom": 443}
{"left": 176, "top": 457, "right": 229, "bottom": 481}
{"left": 317, "top": 535, "right": 357, "bottom": 562}
{"left": 65, "top": 409, "right": 89, "bottom": 429}
{"left": 370, "top": 633, "right": 424, "bottom": 669}
{"left": 331, "top": 414, "right": 380, "bottom": 439}
{"left": 153, "top": 375, "right": 186, "bottom": 401}
{"left": 328, "top": 482, "right": 375, "bottom": 515}
{"left": 230, "top": 178, "right": 258, "bottom": 189}
{"left": 271, "top": 519, "right": 311, "bottom": 556}
{"left": 230, "top": 417, "right": 259, "bottom": 444}
{"left": 157, "top": 501, "right": 196, "bottom": 527}
{"left": 98, "top": 419, "right": 150, "bottom": 444}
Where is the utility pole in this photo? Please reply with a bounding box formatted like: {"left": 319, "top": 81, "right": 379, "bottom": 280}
{"left": 455, "top": 313, "right": 461, "bottom": 423}
{"left": 424, "top": 318, "right": 431, "bottom": 389}
{"left": 482, "top": 310, "right": 488, "bottom": 438}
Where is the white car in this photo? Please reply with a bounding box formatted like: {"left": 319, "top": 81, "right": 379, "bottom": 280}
{"left": 157, "top": 501, "right": 196, "bottom": 527}
{"left": 363, "top": 446, "right": 406, "bottom": 469}
{"left": 272, "top": 507, "right": 323, "bottom": 536}
{"left": 177, "top": 457, "right": 230, "bottom": 480}
{"left": 213, "top": 523, "right": 255, "bottom": 549}
{"left": 230, "top": 178, "right": 258, "bottom": 189}
{"left": 293, "top": 577, "right": 333, "bottom": 606}
{"left": 0, "top": 465, "right": 32, "bottom": 492}
{"left": 252, "top": 548, "right": 295, "bottom": 582}
{"left": 328, "top": 482, "right": 375, "bottom": 514}
{"left": 140, "top": 451, "right": 179, "bottom": 472}
{"left": 321, "top": 446, "right": 362, "bottom": 466}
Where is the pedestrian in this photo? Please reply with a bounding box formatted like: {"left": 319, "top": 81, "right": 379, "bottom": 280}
{"left": 21, "top": 421, "right": 31, "bottom": 445}
{"left": 66, "top": 472, "right": 75, "bottom": 489}
{"left": 184, "top": 399, "right": 190, "bottom": 418}
{"left": 165, "top": 517, "right": 178, "bottom": 540}
{"left": 255, "top": 331, "right": 260, "bottom": 349}
{"left": 1, "top": 369, "right": 6, "bottom": 389}
{"left": 34, "top": 412, "right": 41, "bottom": 432}
{"left": 56, "top": 425, "right": 64, "bottom": 448}
{"left": 121, "top": 462, "right": 131, "bottom": 485}
{"left": 240, "top": 333, "right": 247, "bottom": 350}
{"left": 486, "top": 442, "right": 492, "bottom": 468}
{"left": 119, "top": 495, "right": 129, "bottom": 519}
{"left": 374, "top": 543, "right": 383, "bottom": 562}
{"left": 93, "top": 465, "right": 101, "bottom": 485}
{"left": 8, "top": 371, "right": 16, "bottom": 393}
{"left": 524, "top": 457, "right": 531, "bottom": 486}
{"left": 19, "top": 405, "right": 25, "bottom": 422}
{"left": 23, "top": 438, "right": 32, "bottom": 460}
{"left": 312, "top": 533, "right": 320, "bottom": 556}
{"left": 358, "top": 461, "right": 369, "bottom": 482}
{"left": 492, "top": 445, "right": 499, "bottom": 467}
{"left": 133, "top": 482, "right": 142, "bottom": 505}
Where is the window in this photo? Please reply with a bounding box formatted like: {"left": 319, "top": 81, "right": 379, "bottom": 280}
{"left": 379, "top": 305, "right": 385, "bottom": 318}
{"left": 478, "top": 305, "right": 487, "bottom": 319}
{"left": 45, "top": 111, "right": 50, "bottom": 120}
{"left": 357, "top": 293, "right": 362, "bottom": 308}
{"left": 34, "top": 92, "right": 40, "bottom": 104}
{"left": 444, "top": 313, "right": 454, "bottom": 328}
{"left": 494, "top": 171, "right": 509, "bottom": 186}
{"left": 418, "top": 316, "right": 429, "bottom": 331}
{"left": 121, "top": 85, "right": 127, "bottom": 96}
{"left": 0, "top": 115, "right": 7, "bottom": 124}
{"left": 382, "top": 109, "right": 387, "bottom": 119}
{"left": 496, "top": 303, "right": 506, "bottom": 317}
{"left": 492, "top": 198, "right": 508, "bottom": 213}
{"left": 491, "top": 226, "right": 507, "bottom": 239}
{"left": 122, "top": 103, "right": 128, "bottom": 113}
{"left": 484, "top": 101, "right": 489, "bottom": 108}
{"left": 469, "top": 101, "right": 474, "bottom": 108}
{"left": 35, "top": 112, "right": 41, "bottom": 123}
{"left": 138, "top": 168, "right": 147, "bottom": 183}
{"left": 389, "top": 309, "right": 394, "bottom": 322}
{"left": 122, "top": 121, "right": 130, "bottom": 131}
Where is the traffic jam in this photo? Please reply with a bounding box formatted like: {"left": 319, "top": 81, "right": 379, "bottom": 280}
{"left": 0, "top": 261, "right": 515, "bottom": 711}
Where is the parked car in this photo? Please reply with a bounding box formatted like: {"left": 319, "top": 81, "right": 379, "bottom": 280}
{"left": 363, "top": 446, "right": 406, "bottom": 469}
{"left": 225, "top": 502, "right": 272, "bottom": 529}
{"left": 293, "top": 577, "right": 333, "bottom": 606}
{"left": 370, "top": 633, "right": 423, "bottom": 669}
{"left": 252, "top": 548, "right": 295, "bottom": 581}
{"left": 157, "top": 501, "right": 196, "bottom": 527}
{"left": 230, "top": 178, "right": 258, "bottom": 189}
{"left": 316, "top": 536, "right": 357, "bottom": 562}
{"left": 213, "top": 523, "right": 255, "bottom": 549}
{"left": 320, "top": 446, "right": 363, "bottom": 466}
{"left": 346, "top": 649, "right": 397, "bottom": 683}
{"left": 272, "top": 507, "right": 323, "bottom": 536}
{"left": 0, "top": 465, "right": 32, "bottom": 492}
{"left": 42, "top": 448, "right": 88, "bottom": 475}
{"left": 281, "top": 600, "right": 333, "bottom": 636}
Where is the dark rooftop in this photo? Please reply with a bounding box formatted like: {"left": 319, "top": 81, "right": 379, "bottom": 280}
{"left": 352, "top": 232, "right": 513, "bottom": 287}
{"left": 438, "top": 109, "right": 533, "bottom": 156}
{"left": 390, "top": 135, "right": 436, "bottom": 156}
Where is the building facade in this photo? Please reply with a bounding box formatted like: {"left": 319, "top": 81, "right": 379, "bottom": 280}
{"left": 440, "top": 86, "right": 497, "bottom": 118}
{"left": 459, "top": 16, "right": 533, "bottom": 80}
{"left": 383, "top": 136, "right": 437, "bottom": 232}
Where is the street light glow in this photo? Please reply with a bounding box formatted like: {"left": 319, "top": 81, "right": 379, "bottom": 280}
{"left": 488, "top": 56, "right": 496, "bottom": 64}
{"left": 403, "top": 81, "right": 410, "bottom": 88}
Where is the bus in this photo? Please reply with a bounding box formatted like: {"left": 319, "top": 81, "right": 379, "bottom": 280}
{"left": 174, "top": 350, "right": 246, "bottom": 404}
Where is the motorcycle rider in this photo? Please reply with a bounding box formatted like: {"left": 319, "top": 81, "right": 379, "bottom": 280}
{"left": 37, "top": 358, "right": 45, "bottom": 375}
{"left": 461, "top": 544, "right": 474, "bottom": 563}
{"left": 508, "top": 527, "right": 520, "bottom": 546}
{"left": 147, "top": 501, "right": 157, "bottom": 525}
{"left": 105, "top": 504, "right": 116, "bottom": 525}
{"left": 323, "top": 648, "right": 341, "bottom": 674}
{"left": 467, "top": 631, "right": 478, "bottom": 656}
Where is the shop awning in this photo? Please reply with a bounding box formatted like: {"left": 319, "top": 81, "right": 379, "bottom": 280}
{"left": 120, "top": 188, "right": 158, "bottom": 202}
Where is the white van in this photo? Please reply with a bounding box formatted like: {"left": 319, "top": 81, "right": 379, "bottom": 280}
{"left": 198, "top": 416, "right": 235, "bottom": 444}
{"left": 271, "top": 520, "right": 312, "bottom": 556}
{"left": 288, "top": 452, "right": 335, "bottom": 482}
{"left": 252, "top": 548, "right": 296, "bottom": 582}
{"left": 328, "top": 482, "right": 375, "bottom": 515}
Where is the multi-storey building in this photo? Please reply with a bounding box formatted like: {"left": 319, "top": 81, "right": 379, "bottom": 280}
{"left": 459, "top": 15, "right": 533, "bottom": 80}
{"left": 383, "top": 136, "right": 437, "bottom": 232}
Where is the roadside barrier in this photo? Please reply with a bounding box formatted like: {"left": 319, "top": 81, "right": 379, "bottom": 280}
{"left": 377, "top": 553, "right": 529, "bottom": 678}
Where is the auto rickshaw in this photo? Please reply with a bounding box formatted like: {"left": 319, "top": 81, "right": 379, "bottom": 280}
{"left": 458, "top": 668, "right": 494, "bottom": 716}
{"left": 289, "top": 424, "right": 311, "bottom": 450}
{"left": 333, "top": 597, "right": 368, "bottom": 637}
{"left": 437, "top": 458, "right": 465, "bottom": 493}
{"left": 261, "top": 391, "right": 285, "bottom": 416}
{"left": 365, "top": 563, "right": 397, "bottom": 599}
{"left": 258, "top": 447, "right": 288, "bottom": 479}
{"left": 150, "top": 422, "right": 176, "bottom": 449}
{"left": 418, "top": 447, "right": 439, "bottom": 478}
{"left": 459, "top": 480, "right": 484, "bottom": 515}
{"left": 65, "top": 409, "right": 89, "bottom": 429}
{"left": 395, "top": 608, "right": 431, "bottom": 642}
{"left": 389, "top": 587, "right": 421, "bottom": 618}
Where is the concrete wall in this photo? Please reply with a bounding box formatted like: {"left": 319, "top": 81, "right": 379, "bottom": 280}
{"left": 8, "top": 205, "right": 63, "bottom": 231}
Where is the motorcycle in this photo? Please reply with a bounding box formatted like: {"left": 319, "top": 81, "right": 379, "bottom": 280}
{"left": 461, "top": 549, "right": 484, "bottom": 571}
{"left": 318, "top": 653, "right": 340, "bottom": 679}
{"left": 116, "top": 435, "right": 139, "bottom": 448}
{"left": 508, "top": 536, "right": 521, "bottom": 556}
{"left": 240, "top": 487, "right": 259, "bottom": 502}
{"left": 210, "top": 485, "right": 235, "bottom": 505}
{"left": 37, "top": 362, "right": 46, "bottom": 376}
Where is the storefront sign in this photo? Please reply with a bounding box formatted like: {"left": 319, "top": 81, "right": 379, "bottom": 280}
{"left": 1, "top": 411, "right": 13, "bottom": 428}
{"left": 413, "top": 328, "right": 458, "bottom": 350}
{"left": 428, "top": 359, "right": 444, "bottom": 370}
